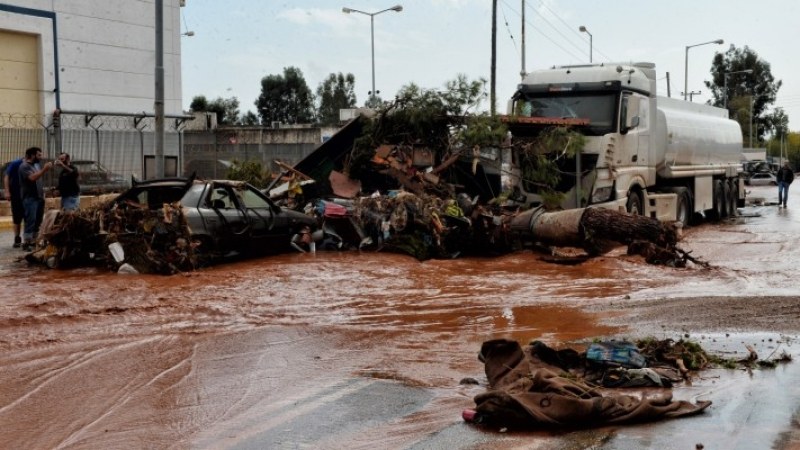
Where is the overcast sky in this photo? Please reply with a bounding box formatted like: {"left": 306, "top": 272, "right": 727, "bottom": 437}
{"left": 180, "top": 0, "right": 800, "bottom": 132}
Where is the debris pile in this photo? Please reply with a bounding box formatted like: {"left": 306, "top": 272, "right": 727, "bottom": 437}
{"left": 26, "top": 201, "right": 199, "bottom": 274}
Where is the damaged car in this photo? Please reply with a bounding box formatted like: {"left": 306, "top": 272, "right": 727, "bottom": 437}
{"left": 112, "top": 176, "right": 320, "bottom": 259}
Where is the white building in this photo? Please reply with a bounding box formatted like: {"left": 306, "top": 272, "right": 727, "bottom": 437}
{"left": 0, "top": 0, "right": 184, "bottom": 116}
{"left": 0, "top": 0, "right": 186, "bottom": 179}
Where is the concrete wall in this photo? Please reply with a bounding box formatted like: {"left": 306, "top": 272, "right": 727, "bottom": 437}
{"left": 0, "top": 0, "right": 184, "bottom": 116}
{"left": 183, "top": 127, "right": 327, "bottom": 179}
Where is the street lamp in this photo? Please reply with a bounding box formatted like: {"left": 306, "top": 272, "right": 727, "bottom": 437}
{"left": 579, "top": 26, "right": 592, "bottom": 63}
{"left": 342, "top": 4, "right": 403, "bottom": 106}
{"left": 684, "top": 39, "right": 724, "bottom": 101}
{"left": 723, "top": 69, "right": 753, "bottom": 110}
{"left": 181, "top": 30, "right": 195, "bottom": 37}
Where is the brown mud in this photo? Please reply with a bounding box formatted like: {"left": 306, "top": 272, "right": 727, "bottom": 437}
{"left": 1, "top": 185, "right": 800, "bottom": 449}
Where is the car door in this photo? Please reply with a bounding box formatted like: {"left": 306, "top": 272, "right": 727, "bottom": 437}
{"left": 233, "top": 185, "right": 279, "bottom": 251}
{"left": 201, "top": 183, "right": 251, "bottom": 253}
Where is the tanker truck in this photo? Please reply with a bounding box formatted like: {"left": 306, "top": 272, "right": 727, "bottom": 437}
{"left": 499, "top": 62, "right": 744, "bottom": 225}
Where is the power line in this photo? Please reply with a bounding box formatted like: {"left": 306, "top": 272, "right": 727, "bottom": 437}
{"left": 498, "top": 0, "right": 585, "bottom": 62}
{"left": 529, "top": 0, "right": 614, "bottom": 62}
{"left": 498, "top": 2, "right": 519, "bottom": 57}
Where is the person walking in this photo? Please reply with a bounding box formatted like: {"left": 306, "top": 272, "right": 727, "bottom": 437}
{"left": 3, "top": 157, "right": 24, "bottom": 247}
{"left": 55, "top": 152, "right": 80, "bottom": 211}
{"left": 776, "top": 162, "right": 794, "bottom": 208}
{"left": 18, "top": 147, "right": 53, "bottom": 251}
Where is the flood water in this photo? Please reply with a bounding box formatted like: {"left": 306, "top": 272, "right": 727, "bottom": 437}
{"left": 1, "top": 185, "right": 800, "bottom": 449}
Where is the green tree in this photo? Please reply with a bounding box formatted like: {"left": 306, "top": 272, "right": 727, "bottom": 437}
{"left": 255, "top": 66, "right": 315, "bottom": 125}
{"left": 316, "top": 72, "right": 357, "bottom": 125}
{"left": 240, "top": 110, "right": 259, "bottom": 126}
{"left": 705, "top": 45, "right": 783, "bottom": 145}
{"left": 207, "top": 97, "right": 240, "bottom": 125}
{"left": 226, "top": 160, "right": 272, "bottom": 188}
{"left": 189, "top": 95, "right": 208, "bottom": 112}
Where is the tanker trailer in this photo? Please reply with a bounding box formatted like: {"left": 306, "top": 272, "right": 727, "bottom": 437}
{"left": 502, "top": 62, "right": 744, "bottom": 225}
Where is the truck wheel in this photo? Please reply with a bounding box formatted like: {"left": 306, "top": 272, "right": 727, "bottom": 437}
{"left": 626, "top": 191, "right": 643, "bottom": 216}
{"left": 721, "top": 182, "right": 732, "bottom": 218}
{"left": 675, "top": 188, "right": 692, "bottom": 226}
{"left": 710, "top": 180, "right": 725, "bottom": 221}
{"left": 727, "top": 180, "right": 738, "bottom": 217}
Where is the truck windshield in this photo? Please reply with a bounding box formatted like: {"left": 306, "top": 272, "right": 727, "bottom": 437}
{"left": 515, "top": 93, "right": 616, "bottom": 135}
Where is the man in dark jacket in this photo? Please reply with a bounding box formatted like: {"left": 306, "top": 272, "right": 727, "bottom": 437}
{"left": 55, "top": 152, "right": 80, "bottom": 211}
{"left": 777, "top": 162, "right": 794, "bottom": 208}
{"left": 18, "top": 147, "right": 53, "bottom": 250}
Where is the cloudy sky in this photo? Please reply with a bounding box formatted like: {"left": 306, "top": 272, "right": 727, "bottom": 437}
{"left": 180, "top": 0, "right": 800, "bottom": 131}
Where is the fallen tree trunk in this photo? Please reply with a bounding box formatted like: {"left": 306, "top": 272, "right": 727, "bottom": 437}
{"left": 510, "top": 206, "right": 697, "bottom": 267}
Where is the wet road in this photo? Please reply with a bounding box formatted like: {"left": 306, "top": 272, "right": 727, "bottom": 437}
{"left": 1, "top": 184, "right": 800, "bottom": 449}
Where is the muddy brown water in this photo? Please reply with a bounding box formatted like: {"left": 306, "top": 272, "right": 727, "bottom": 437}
{"left": 2, "top": 185, "right": 800, "bottom": 449}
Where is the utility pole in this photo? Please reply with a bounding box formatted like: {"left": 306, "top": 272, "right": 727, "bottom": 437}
{"left": 681, "top": 91, "right": 701, "bottom": 102}
{"left": 154, "top": 0, "right": 165, "bottom": 178}
{"left": 490, "top": 0, "right": 497, "bottom": 116}
{"left": 520, "top": 0, "right": 525, "bottom": 80}
{"left": 666, "top": 72, "right": 671, "bottom": 98}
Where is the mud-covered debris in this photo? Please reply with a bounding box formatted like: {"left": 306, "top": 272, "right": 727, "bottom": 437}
{"left": 25, "top": 200, "right": 199, "bottom": 274}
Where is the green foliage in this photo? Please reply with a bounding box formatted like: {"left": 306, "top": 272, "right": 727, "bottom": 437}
{"left": 240, "top": 111, "right": 259, "bottom": 126}
{"left": 190, "top": 96, "right": 241, "bottom": 125}
{"left": 516, "top": 127, "right": 586, "bottom": 206}
{"left": 190, "top": 95, "right": 208, "bottom": 112}
{"left": 347, "top": 77, "right": 488, "bottom": 179}
{"left": 208, "top": 97, "right": 241, "bottom": 125}
{"left": 316, "top": 72, "right": 357, "bottom": 126}
{"left": 225, "top": 160, "right": 272, "bottom": 188}
{"left": 458, "top": 114, "right": 507, "bottom": 149}
{"left": 705, "top": 45, "right": 784, "bottom": 144}
{"left": 255, "top": 66, "right": 315, "bottom": 125}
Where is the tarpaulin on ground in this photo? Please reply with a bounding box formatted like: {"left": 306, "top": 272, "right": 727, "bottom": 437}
{"left": 466, "top": 339, "right": 710, "bottom": 429}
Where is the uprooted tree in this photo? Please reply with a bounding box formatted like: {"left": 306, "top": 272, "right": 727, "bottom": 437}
{"left": 325, "top": 75, "right": 700, "bottom": 266}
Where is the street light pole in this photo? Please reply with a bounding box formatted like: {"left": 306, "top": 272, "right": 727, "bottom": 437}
{"left": 579, "top": 26, "right": 592, "bottom": 63}
{"left": 684, "top": 39, "right": 724, "bottom": 101}
{"left": 154, "top": 0, "right": 164, "bottom": 179}
{"left": 723, "top": 69, "right": 753, "bottom": 110}
{"left": 749, "top": 96, "right": 754, "bottom": 149}
{"left": 342, "top": 5, "right": 403, "bottom": 106}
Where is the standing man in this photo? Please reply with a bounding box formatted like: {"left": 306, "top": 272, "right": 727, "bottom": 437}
{"left": 3, "top": 157, "right": 24, "bottom": 247}
{"left": 55, "top": 152, "right": 80, "bottom": 211}
{"left": 777, "top": 162, "right": 794, "bottom": 208}
{"left": 18, "top": 147, "right": 53, "bottom": 251}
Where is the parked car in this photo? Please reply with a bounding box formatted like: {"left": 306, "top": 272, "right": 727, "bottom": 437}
{"left": 1, "top": 159, "right": 129, "bottom": 198}
{"left": 745, "top": 172, "right": 777, "bottom": 186}
{"left": 111, "top": 176, "right": 319, "bottom": 258}
{"left": 45, "top": 160, "right": 129, "bottom": 195}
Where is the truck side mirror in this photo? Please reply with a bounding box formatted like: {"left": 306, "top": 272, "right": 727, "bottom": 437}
{"left": 621, "top": 116, "right": 639, "bottom": 135}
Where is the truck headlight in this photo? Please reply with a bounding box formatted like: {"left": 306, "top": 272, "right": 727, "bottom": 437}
{"left": 591, "top": 186, "right": 614, "bottom": 203}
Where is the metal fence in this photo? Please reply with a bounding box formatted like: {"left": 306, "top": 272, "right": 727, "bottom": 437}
{"left": 183, "top": 127, "right": 326, "bottom": 182}
{"left": 2, "top": 112, "right": 336, "bottom": 190}
{"left": 0, "top": 111, "right": 185, "bottom": 187}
